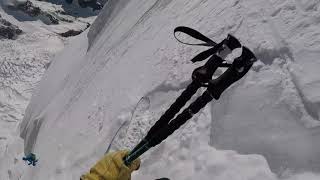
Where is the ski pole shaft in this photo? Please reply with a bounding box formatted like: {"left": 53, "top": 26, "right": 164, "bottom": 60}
{"left": 148, "top": 90, "right": 214, "bottom": 147}
{"left": 127, "top": 55, "right": 225, "bottom": 161}
{"left": 131, "top": 82, "right": 200, "bottom": 155}
{"left": 125, "top": 91, "right": 214, "bottom": 165}
{"left": 145, "top": 55, "right": 223, "bottom": 142}
{"left": 145, "top": 82, "right": 199, "bottom": 139}
{"left": 124, "top": 141, "right": 150, "bottom": 166}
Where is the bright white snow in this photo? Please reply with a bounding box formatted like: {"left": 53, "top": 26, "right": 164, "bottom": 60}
{"left": 2, "top": 0, "right": 320, "bottom": 180}
{"left": 0, "top": 1, "right": 65, "bottom": 173}
{"left": 0, "top": 0, "right": 98, "bottom": 179}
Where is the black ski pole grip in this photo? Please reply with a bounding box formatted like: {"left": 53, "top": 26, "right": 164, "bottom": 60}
{"left": 225, "top": 34, "right": 241, "bottom": 51}
{"left": 192, "top": 55, "right": 224, "bottom": 86}
{"left": 207, "top": 46, "right": 256, "bottom": 100}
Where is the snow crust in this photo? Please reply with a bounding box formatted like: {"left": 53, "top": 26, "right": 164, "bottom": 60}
{"left": 3, "top": 0, "right": 320, "bottom": 179}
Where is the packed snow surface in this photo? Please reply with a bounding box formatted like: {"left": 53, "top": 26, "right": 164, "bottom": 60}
{"left": 0, "top": 1, "right": 65, "bottom": 171}
{"left": 4, "top": 0, "right": 320, "bottom": 179}
{"left": 0, "top": 0, "right": 98, "bottom": 179}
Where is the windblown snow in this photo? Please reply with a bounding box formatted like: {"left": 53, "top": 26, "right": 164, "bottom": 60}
{"left": 1, "top": 0, "right": 320, "bottom": 180}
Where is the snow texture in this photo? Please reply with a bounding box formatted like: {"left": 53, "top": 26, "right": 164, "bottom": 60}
{"left": 1, "top": 0, "right": 320, "bottom": 180}
{"left": 0, "top": 1, "right": 98, "bottom": 179}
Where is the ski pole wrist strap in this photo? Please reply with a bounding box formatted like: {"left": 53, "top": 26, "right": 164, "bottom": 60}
{"left": 174, "top": 26, "right": 217, "bottom": 46}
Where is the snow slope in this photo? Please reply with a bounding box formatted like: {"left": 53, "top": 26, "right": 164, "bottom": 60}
{"left": 0, "top": 1, "right": 65, "bottom": 158}
{"left": 12, "top": 0, "right": 320, "bottom": 179}
{"left": 0, "top": 1, "right": 99, "bottom": 179}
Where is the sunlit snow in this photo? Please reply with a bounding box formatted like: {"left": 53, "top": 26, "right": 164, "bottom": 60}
{"left": 1, "top": 0, "right": 320, "bottom": 180}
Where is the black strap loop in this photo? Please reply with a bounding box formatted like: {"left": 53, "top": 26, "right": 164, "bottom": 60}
{"left": 190, "top": 42, "right": 224, "bottom": 62}
{"left": 174, "top": 26, "right": 217, "bottom": 47}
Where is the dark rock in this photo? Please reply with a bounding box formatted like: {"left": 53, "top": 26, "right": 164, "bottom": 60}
{"left": 65, "top": 0, "right": 73, "bottom": 4}
{"left": 45, "top": 14, "right": 59, "bottom": 25}
{"left": 59, "top": 29, "right": 83, "bottom": 37}
{"left": 78, "top": 0, "right": 103, "bottom": 11}
{"left": 58, "top": 22, "right": 90, "bottom": 37}
{"left": 7, "top": 1, "right": 60, "bottom": 25}
{"left": 0, "top": 14, "right": 23, "bottom": 40}
{"left": 17, "top": 1, "right": 41, "bottom": 17}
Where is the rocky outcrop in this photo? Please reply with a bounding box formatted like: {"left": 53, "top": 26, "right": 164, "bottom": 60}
{"left": 58, "top": 22, "right": 90, "bottom": 37}
{"left": 59, "top": 29, "right": 83, "bottom": 37}
{"left": 3, "top": 1, "right": 95, "bottom": 35}
{"left": 77, "top": 0, "right": 103, "bottom": 11}
{"left": 6, "top": 1, "right": 60, "bottom": 25}
{"left": 0, "top": 14, "right": 23, "bottom": 39}
{"left": 16, "top": 0, "right": 41, "bottom": 17}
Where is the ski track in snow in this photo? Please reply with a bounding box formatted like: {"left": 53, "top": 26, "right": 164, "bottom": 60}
{"left": 3, "top": 0, "right": 320, "bottom": 180}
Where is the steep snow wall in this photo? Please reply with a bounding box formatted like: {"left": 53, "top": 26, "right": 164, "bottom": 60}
{"left": 19, "top": 0, "right": 320, "bottom": 180}
{"left": 210, "top": 0, "right": 320, "bottom": 174}
{"left": 87, "top": 0, "right": 130, "bottom": 50}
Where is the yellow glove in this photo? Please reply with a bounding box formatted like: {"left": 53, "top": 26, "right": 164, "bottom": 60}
{"left": 81, "top": 150, "right": 141, "bottom": 180}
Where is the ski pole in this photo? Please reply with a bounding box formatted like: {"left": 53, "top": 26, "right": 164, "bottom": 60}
{"left": 128, "top": 34, "right": 241, "bottom": 156}
{"left": 124, "top": 46, "right": 256, "bottom": 166}
{"left": 128, "top": 55, "right": 225, "bottom": 156}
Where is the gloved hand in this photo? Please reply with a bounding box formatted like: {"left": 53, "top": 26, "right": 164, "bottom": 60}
{"left": 81, "top": 150, "right": 141, "bottom": 180}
